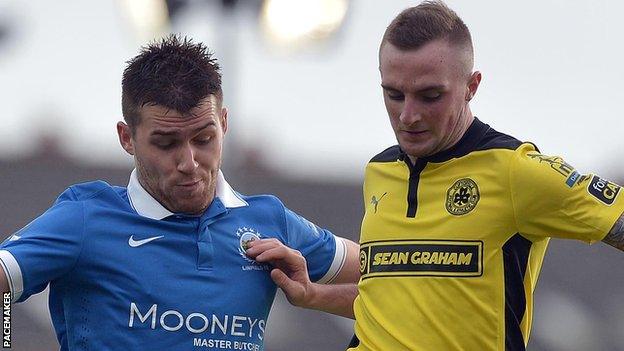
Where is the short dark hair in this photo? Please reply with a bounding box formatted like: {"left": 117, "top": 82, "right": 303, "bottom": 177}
{"left": 382, "top": 1, "right": 472, "bottom": 52}
{"left": 121, "top": 34, "right": 222, "bottom": 130}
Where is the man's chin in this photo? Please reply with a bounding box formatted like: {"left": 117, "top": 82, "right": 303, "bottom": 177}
{"left": 165, "top": 182, "right": 216, "bottom": 214}
{"left": 399, "top": 141, "right": 435, "bottom": 160}
{"left": 172, "top": 204, "right": 209, "bottom": 215}
{"left": 168, "top": 196, "right": 211, "bottom": 215}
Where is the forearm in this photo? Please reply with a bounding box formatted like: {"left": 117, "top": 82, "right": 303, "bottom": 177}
{"left": 245, "top": 238, "right": 359, "bottom": 318}
{"left": 602, "top": 213, "right": 624, "bottom": 250}
{"left": 0, "top": 256, "right": 10, "bottom": 294}
{"left": 302, "top": 282, "right": 358, "bottom": 319}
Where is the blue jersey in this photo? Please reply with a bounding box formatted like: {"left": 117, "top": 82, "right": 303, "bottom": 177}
{"left": 0, "top": 170, "right": 345, "bottom": 350}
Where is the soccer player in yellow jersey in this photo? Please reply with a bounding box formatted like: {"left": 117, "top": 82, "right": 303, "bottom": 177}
{"left": 246, "top": 1, "right": 624, "bottom": 350}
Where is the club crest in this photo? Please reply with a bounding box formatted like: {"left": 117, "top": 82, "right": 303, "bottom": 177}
{"left": 446, "top": 178, "right": 480, "bottom": 215}
{"left": 237, "top": 227, "right": 262, "bottom": 263}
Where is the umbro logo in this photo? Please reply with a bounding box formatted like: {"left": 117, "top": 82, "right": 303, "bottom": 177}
{"left": 128, "top": 235, "right": 164, "bottom": 247}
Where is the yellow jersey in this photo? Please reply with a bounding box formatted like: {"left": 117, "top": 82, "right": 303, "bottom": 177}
{"left": 349, "top": 118, "right": 624, "bottom": 351}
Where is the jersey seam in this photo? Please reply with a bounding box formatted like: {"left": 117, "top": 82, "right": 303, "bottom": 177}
{"left": 473, "top": 133, "right": 522, "bottom": 153}
{"left": 508, "top": 149, "right": 523, "bottom": 239}
{"left": 278, "top": 201, "right": 339, "bottom": 283}
{"left": 561, "top": 210, "right": 610, "bottom": 240}
{"left": 426, "top": 147, "right": 522, "bottom": 165}
{"left": 65, "top": 188, "right": 87, "bottom": 277}
{"left": 73, "top": 186, "right": 111, "bottom": 201}
{"left": 504, "top": 146, "right": 521, "bottom": 351}
{"left": 473, "top": 144, "right": 521, "bottom": 152}
{"left": 277, "top": 200, "right": 290, "bottom": 247}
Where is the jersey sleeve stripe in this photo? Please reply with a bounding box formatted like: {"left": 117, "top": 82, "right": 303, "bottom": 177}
{"left": 316, "top": 236, "right": 347, "bottom": 284}
{"left": 0, "top": 250, "right": 23, "bottom": 302}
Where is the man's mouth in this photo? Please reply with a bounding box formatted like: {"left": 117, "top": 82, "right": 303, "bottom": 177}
{"left": 177, "top": 180, "right": 202, "bottom": 188}
{"left": 401, "top": 130, "right": 428, "bottom": 136}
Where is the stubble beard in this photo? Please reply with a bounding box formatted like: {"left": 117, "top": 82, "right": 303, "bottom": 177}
{"left": 135, "top": 157, "right": 215, "bottom": 215}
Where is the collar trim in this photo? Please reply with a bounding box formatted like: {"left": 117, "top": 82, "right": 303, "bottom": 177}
{"left": 127, "top": 169, "right": 248, "bottom": 220}
{"left": 399, "top": 117, "right": 490, "bottom": 164}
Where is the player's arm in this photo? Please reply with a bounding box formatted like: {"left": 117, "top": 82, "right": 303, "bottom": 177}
{"left": 0, "top": 266, "right": 8, "bottom": 294}
{"left": 330, "top": 237, "right": 361, "bottom": 284}
{"left": 602, "top": 212, "right": 624, "bottom": 251}
{"left": 0, "top": 188, "right": 86, "bottom": 303}
{"left": 246, "top": 239, "right": 358, "bottom": 319}
{"left": 510, "top": 145, "right": 624, "bottom": 243}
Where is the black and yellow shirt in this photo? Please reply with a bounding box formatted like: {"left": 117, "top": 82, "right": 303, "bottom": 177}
{"left": 350, "top": 118, "right": 624, "bottom": 351}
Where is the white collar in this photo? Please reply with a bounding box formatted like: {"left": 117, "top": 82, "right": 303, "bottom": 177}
{"left": 127, "top": 169, "right": 248, "bottom": 220}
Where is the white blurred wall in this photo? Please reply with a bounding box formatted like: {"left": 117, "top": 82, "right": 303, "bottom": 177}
{"left": 0, "top": 0, "right": 622, "bottom": 181}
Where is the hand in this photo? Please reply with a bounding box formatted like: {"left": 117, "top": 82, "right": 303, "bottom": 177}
{"left": 245, "top": 238, "right": 315, "bottom": 308}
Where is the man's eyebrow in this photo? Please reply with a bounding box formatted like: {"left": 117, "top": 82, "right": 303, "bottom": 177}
{"left": 417, "top": 84, "right": 445, "bottom": 92}
{"left": 150, "top": 121, "right": 216, "bottom": 136}
{"left": 151, "top": 130, "right": 177, "bottom": 137}
{"left": 381, "top": 84, "right": 400, "bottom": 91}
{"left": 381, "top": 84, "right": 446, "bottom": 92}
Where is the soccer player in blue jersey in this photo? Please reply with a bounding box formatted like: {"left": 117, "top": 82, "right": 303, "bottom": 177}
{"left": 0, "top": 35, "right": 360, "bottom": 350}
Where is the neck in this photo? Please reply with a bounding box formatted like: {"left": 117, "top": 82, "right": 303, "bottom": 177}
{"left": 407, "top": 109, "right": 475, "bottom": 164}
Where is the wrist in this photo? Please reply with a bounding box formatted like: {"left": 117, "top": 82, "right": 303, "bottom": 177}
{"left": 297, "top": 282, "right": 358, "bottom": 319}
{"left": 301, "top": 282, "right": 323, "bottom": 310}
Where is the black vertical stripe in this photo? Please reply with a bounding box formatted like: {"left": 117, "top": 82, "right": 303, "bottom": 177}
{"left": 406, "top": 159, "right": 427, "bottom": 218}
{"left": 502, "top": 234, "right": 532, "bottom": 351}
{"left": 406, "top": 172, "right": 419, "bottom": 218}
{"left": 347, "top": 334, "right": 359, "bottom": 349}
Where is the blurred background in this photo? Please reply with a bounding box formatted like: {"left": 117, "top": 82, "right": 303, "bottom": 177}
{"left": 0, "top": 0, "right": 623, "bottom": 350}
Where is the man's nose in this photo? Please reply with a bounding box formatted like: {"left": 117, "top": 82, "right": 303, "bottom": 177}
{"left": 177, "top": 144, "right": 199, "bottom": 173}
{"left": 399, "top": 97, "right": 422, "bottom": 126}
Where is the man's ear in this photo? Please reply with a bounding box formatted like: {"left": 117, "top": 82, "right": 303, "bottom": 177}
{"left": 220, "top": 107, "right": 228, "bottom": 135}
{"left": 466, "top": 71, "right": 482, "bottom": 101}
{"left": 117, "top": 122, "right": 135, "bottom": 155}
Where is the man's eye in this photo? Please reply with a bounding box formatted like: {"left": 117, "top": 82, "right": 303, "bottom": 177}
{"left": 422, "top": 93, "right": 442, "bottom": 102}
{"left": 386, "top": 91, "right": 405, "bottom": 101}
{"left": 153, "top": 141, "right": 174, "bottom": 150}
{"left": 195, "top": 137, "right": 212, "bottom": 145}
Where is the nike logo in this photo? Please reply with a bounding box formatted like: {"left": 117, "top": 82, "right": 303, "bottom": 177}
{"left": 128, "top": 235, "right": 164, "bottom": 247}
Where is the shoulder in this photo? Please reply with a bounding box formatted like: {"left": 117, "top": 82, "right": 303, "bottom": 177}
{"left": 237, "top": 193, "right": 288, "bottom": 214}
{"left": 69, "top": 180, "right": 115, "bottom": 196}
{"left": 236, "top": 194, "right": 318, "bottom": 230}
{"left": 509, "top": 143, "right": 565, "bottom": 173}
{"left": 369, "top": 145, "right": 402, "bottom": 163}
{"left": 474, "top": 126, "right": 524, "bottom": 152}
{"left": 55, "top": 180, "right": 125, "bottom": 212}
{"left": 232, "top": 194, "right": 294, "bottom": 238}
{"left": 20, "top": 182, "right": 115, "bottom": 232}
{"left": 470, "top": 125, "right": 541, "bottom": 171}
